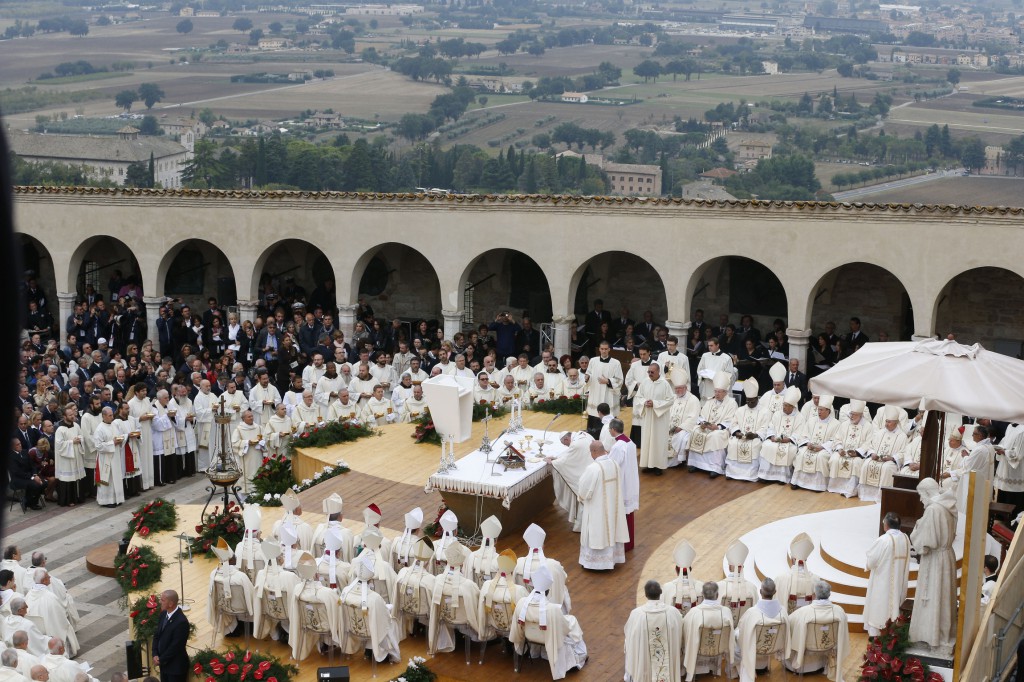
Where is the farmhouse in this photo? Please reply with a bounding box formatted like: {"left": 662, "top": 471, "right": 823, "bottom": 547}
{"left": 603, "top": 162, "right": 662, "bottom": 196}
{"left": 561, "top": 92, "right": 589, "bottom": 104}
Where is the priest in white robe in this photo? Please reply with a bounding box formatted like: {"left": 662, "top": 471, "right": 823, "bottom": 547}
{"left": 725, "top": 378, "right": 770, "bottom": 482}
{"left": 758, "top": 387, "right": 804, "bottom": 483}
{"left": 863, "top": 512, "right": 911, "bottom": 637}
{"left": 785, "top": 581, "right": 849, "bottom": 680}
{"left": 607, "top": 419, "right": 640, "bottom": 550}
{"left": 53, "top": 406, "right": 85, "bottom": 507}
{"left": 328, "top": 389, "right": 362, "bottom": 423}
{"left": 681, "top": 582, "right": 734, "bottom": 682}
{"left": 661, "top": 541, "right": 703, "bottom": 619}
{"left": 735, "top": 578, "right": 787, "bottom": 682}
{"left": 92, "top": 407, "right": 125, "bottom": 508}
{"left": 858, "top": 405, "right": 909, "bottom": 502}
{"left": 291, "top": 391, "right": 323, "bottom": 434}
{"left": 263, "top": 403, "right": 294, "bottom": 459}
{"left": 3, "top": 599, "right": 48, "bottom": 656}
{"left": 668, "top": 372, "right": 701, "bottom": 467}
{"left": 908, "top": 478, "right": 957, "bottom": 648}
{"left": 231, "top": 410, "right": 265, "bottom": 494}
{"left": 24, "top": 570, "right": 77, "bottom": 656}
{"left": 790, "top": 395, "right": 839, "bottom": 492}
{"left": 207, "top": 538, "right": 255, "bottom": 640}
{"left": 510, "top": 565, "right": 587, "bottom": 680}
{"left": 252, "top": 542, "right": 299, "bottom": 641}
{"left": 363, "top": 385, "right": 397, "bottom": 427}
{"left": 114, "top": 402, "right": 141, "bottom": 498}
{"left": 633, "top": 363, "right": 675, "bottom": 474}
{"left": 584, "top": 341, "right": 623, "bottom": 431}
{"left": 624, "top": 580, "right": 683, "bottom": 682}
{"left": 577, "top": 441, "right": 629, "bottom": 571}
{"left": 313, "top": 364, "right": 344, "bottom": 416}
{"left": 695, "top": 338, "right": 735, "bottom": 402}
{"left": 775, "top": 533, "right": 819, "bottom": 615}
{"left": 826, "top": 400, "right": 874, "bottom": 497}
{"left": 151, "top": 389, "right": 178, "bottom": 485}
{"left": 192, "top": 380, "right": 216, "bottom": 472}
{"left": 173, "top": 385, "right": 197, "bottom": 477}
{"left": 687, "top": 372, "right": 736, "bottom": 478}
{"left": 221, "top": 382, "right": 248, "bottom": 434}
{"left": 248, "top": 370, "right": 282, "bottom": 427}
{"left": 545, "top": 432, "right": 594, "bottom": 532}
{"left": 127, "top": 384, "right": 157, "bottom": 488}
{"left": 718, "top": 541, "right": 759, "bottom": 628}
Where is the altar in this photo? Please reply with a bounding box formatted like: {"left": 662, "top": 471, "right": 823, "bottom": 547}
{"left": 424, "top": 427, "right": 569, "bottom": 538}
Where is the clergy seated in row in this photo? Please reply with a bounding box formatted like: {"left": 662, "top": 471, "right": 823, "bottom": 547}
{"left": 667, "top": 371, "right": 701, "bottom": 468}
{"left": 473, "top": 372, "right": 497, "bottom": 406}
{"left": 633, "top": 362, "right": 675, "bottom": 474}
{"left": 391, "top": 507, "right": 424, "bottom": 575}
{"left": 396, "top": 537, "right": 436, "bottom": 637}
{"left": 578, "top": 440, "right": 630, "bottom": 571}
{"left": 718, "top": 541, "right": 759, "bottom": 629}
{"left": 734, "top": 578, "right": 787, "bottom": 682}
{"left": 680, "top": 581, "right": 734, "bottom": 682}
{"left": 264, "top": 403, "right": 295, "bottom": 458}
{"left": 725, "top": 378, "right": 770, "bottom": 482}
{"left": 858, "top": 405, "right": 909, "bottom": 502}
{"left": 2, "top": 599, "right": 50, "bottom": 656}
{"left": 661, "top": 541, "right": 704, "bottom": 619}
{"left": 208, "top": 538, "right": 255, "bottom": 643}
{"left": 399, "top": 385, "right": 430, "bottom": 423}
{"left": 784, "top": 581, "right": 849, "bottom": 679}
{"left": 687, "top": 371, "right": 736, "bottom": 479}
{"left": 625, "top": 580, "right": 683, "bottom": 682}
{"left": 430, "top": 510, "right": 460, "bottom": 577}
{"left": 363, "top": 385, "right": 398, "bottom": 427}
{"left": 289, "top": 552, "right": 340, "bottom": 660}
{"left": 327, "top": 390, "right": 362, "bottom": 422}
{"left": 547, "top": 432, "right": 594, "bottom": 533}
{"left": 316, "top": 527, "right": 352, "bottom": 591}
{"left": 354, "top": 529, "right": 397, "bottom": 605}
{"left": 339, "top": 552, "right": 403, "bottom": 663}
{"left": 231, "top": 410, "right": 265, "bottom": 495}
{"left": 899, "top": 431, "right": 923, "bottom": 478}
{"left": 759, "top": 362, "right": 789, "bottom": 422}
{"left": 235, "top": 505, "right": 265, "bottom": 585}
{"left": 273, "top": 499, "right": 313, "bottom": 559}
{"left": 790, "top": 395, "right": 839, "bottom": 492}
{"left": 826, "top": 400, "right": 875, "bottom": 498}
{"left": 23, "top": 572, "right": 78, "bottom": 659}
{"left": 757, "top": 387, "right": 804, "bottom": 483}
{"left": 775, "top": 534, "right": 819, "bottom": 616}
{"left": 510, "top": 565, "right": 588, "bottom": 680}
{"left": 478, "top": 550, "right": 526, "bottom": 647}
{"left": 428, "top": 541, "right": 481, "bottom": 655}
{"left": 467, "top": 516, "right": 502, "bottom": 588}
{"left": 312, "top": 493, "right": 355, "bottom": 563}
{"left": 252, "top": 541, "right": 299, "bottom": 642}
{"left": 514, "top": 524, "right": 572, "bottom": 613}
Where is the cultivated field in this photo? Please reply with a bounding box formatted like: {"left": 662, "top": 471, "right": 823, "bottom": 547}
{"left": 862, "top": 175, "right": 1024, "bottom": 207}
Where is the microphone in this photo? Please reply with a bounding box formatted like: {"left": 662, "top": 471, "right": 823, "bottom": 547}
{"left": 542, "top": 413, "right": 562, "bottom": 445}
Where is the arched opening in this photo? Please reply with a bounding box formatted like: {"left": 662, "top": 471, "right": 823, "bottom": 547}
{"left": 350, "top": 243, "right": 443, "bottom": 327}
{"left": 18, "top": 234, "right": 57, "bottom": 317}
{"left": 157, "top": 239, "right": 237, "bottom": 311}
{"left": 689, "top": 256, "right": 789, "bottom": 337}
{"left": 809, "top": 262, "right": 913, "bottom": 347}
{"left": 935, "top": 267, "right": 1024, "bottom": 357}
{"left": 570, "top": 251, "right": 667, "bottom": 344}
{"left": 70, "top": 235, "right": 143, "bottom": 302}
{"left": 461, "top": 249, "right": 552, "bottom": 329}
{"left": 252, "top": 239, "right": 332, "bottom": 316}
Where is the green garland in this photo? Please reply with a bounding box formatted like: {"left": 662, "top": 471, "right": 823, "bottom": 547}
{"left": 253, "top": 455, "right": 351, "bottom": 507}
{"left": 389, "top": 656, "right": 436, "bottom": 682}
{"left": 286, "top": 418, "right": 381, "bottom": 457}
{"left": 124, "top": 497, "right": 178, "bottom": 542}
{"left": 114, "top": 545, "right": 165, "bottom": 601}
{"left": 190, "top": 502, "right": 244, "bottom": 558}
{"left": 529, "top": 394, "right": 585, "bottom": 414}
{"left": 411, "top": 414, "right": 441, "bottom": 445}
{"left": 472, "top": 401, "right": 505, "bottom": 421}
{"left": 128, "top": 593, "right": 196, "bottom": 644}
{"left": 192, "top": 647, "right": 298, "bottom": 682}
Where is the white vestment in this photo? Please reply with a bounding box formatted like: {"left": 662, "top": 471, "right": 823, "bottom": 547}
{"left": 128, "top": 396, "right": 155, "bottom": 488}
{"left": 668, "top": 392, "right": 701, "bottom": 466}
{"left": 25, "top": 586, "right": 78, "bottom": 655}
{"left": 688, "top": 398, "right": 736, "bottom": 474}
{"left": 996, "top": 424, "right": 1024, "bottom": 493}
{"left": 863, "top": 528, "right": 910, "bottom": 636}
{"left": 328, "top": 399, "right": 361, "bottom": 422}
{"left": 585, "top": 357, "right": 623, "bottom": 418}
{"left": 827, "top": 418, "right": 875, "bottom": 497}
{"left": 338, "top": 579, "right": 402, "bottom": 662}
{"left": 206, "top": 565, "right": 255, "bottom": 636}
{"left": 549, "top": 432, "right": 594, "bottom": 530}
{"left": 510, "top": 598, "right": 587, "bottom": 680}
{"left": 759, "top": 410, "right": 805, "bottom": 482}
{"left": 681, "top": 601, "right": 734, "bottom": 682}
{"left": 264, "top": 414, "right": 293, "bottom": 458}
{"left": 662, "top": 574, "right": 704, "bottom": 619}
{"left": 735, "top": 599, "right": 787, "bottom": 682}
{"left": 92, "top": 421, "right": 125, "bottom": 506}
{"left": 725, "top": 404, "right": 770, "bottom": 481}
{"left": 785, "top": 600, "right": 849, "bottom": 681}
{"left": 231, "top": 423, "right": 264, "bottom": 493}
{"left": 577, "top": 456, "right": 629, "bottom": 570}
{"left": 252, "top": 562, "right": 300, "bottom": 639}
{"left": 248, "top": 384, "right": 282, "bottom": 426}
{"left": 624, "top": 599, "right": 683, "bottom": 682}
{"left": 53, "top": 423, "right": 85, "bottom": 485}
{"left": 908, "top": 490, "right": 957, "bottom": 647}
{"left": 859, "top": 428, "right": 908, "bottom": 502}
{"left": 695, "top": 352, "right": 735, "bottom": 402}
{"left": 608, "top": 435, "right": 641, "bottom": 515}
{"left": 633, "top": 377, "right": 675, "bottom": 470}
{"left": 192, "top": 390, "right": 216, "bottom": 471}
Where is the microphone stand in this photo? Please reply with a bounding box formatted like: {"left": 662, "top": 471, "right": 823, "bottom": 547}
{"left": 175, "top": 532, "right": 194, "bottom": 611}
{"left": 539, "top": 413, "right": 561, "bottom": 457}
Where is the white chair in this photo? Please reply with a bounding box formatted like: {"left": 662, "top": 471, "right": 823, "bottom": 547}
{"left": 513, "top": 618, "right": 547, "bottom": 673}
{"left": 479, "top": 595, "right": 515, "bottom": 665}
{"left": 753, "top": 620, "right": 788, "bottom": 679}
{"left": 340, "top": 600, "right": 377, "bottom": 677}
{"left": 296, "top": 596, "right": 335, "bottom": 663}
{"left": 260, "top": 590, "right": 289, "bottom": 637}
{"left": 797, "top": 620, "right": 838, "bottom": 678}
{"left": 211, "top": 581, "right": 253, "bottom": 648}
{"left": 694, "top": 622, "right": 731, "bottom": 678}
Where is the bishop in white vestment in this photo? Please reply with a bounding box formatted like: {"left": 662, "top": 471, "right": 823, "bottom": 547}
{"left": 668, "top": 376, "right": 701, "bottom": 467}
{"left": 858, "top": 405, "right": 909, "bottom": 502}
{"left": 687, "top": 372, "right": 736, "bottom": 478}
{"left": 790, "top": 395, "right": 839, "bottom": 492}
{"left": 785, "top": 581, "right": 848, "bottom": 680}
{"left": 735, "top": 579, "right": 787, "bottom": 682}
{"left": 826, "top": 400, "right": 874, "bottom": 497}
{"left": 758, "top": 387, "right": 804, "bottom": 483}
{"left": 546, "top": 432, "right": 594, "bottom": 532}
{"left": 725, "top": 378, "right": 770, "bottom": 482}
{"left": 633, "top": 364, "right": 675, "bottom": 473}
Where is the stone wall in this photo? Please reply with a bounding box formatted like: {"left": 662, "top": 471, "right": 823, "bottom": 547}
{"left": 811, "top": 263, "right": 910, "bottom": 341}
{"left": 360, "top": 244, "right": 442, "bottom": 323}
{"left": 575, "top": 252, "right": 668, "bottom": 324}
{"left": 935, "top": 267, "right": 1024, "bottom": 354}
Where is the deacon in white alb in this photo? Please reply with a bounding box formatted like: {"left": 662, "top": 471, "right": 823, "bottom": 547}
{"left": 863, "top": 512, "right": 910, "bottom": 637}
{"left": 248, "top": 370, "right": 282, "bottom": 427}
{"left": 191, "top": 381, "right": 216, "bottom": 472}
{"left": 263, "top": 403, "right": 294, "bottom": 459}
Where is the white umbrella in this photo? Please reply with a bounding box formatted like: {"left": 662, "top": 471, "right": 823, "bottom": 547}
{"left": 809, "top": 338, "right": 1024, "bottom": 422}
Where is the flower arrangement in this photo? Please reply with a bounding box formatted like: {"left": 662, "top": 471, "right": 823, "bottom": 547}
{"left": 286, "top": 418, "right": 380, "bottom": 456}
{"left": 192, "top": 647, "right": 298, "bottom": 682}
{"left": 190, "top": 503, "right": 244, "bottom": 558}
{"left": 254, "top": 457, "right": 351, "bottom": 507}
{"left": 472, "top": 401, "right": 505, "bottom": 421}
{"left": 411, "top": 415, "right": 441, "bottom": 445}
{"left": 422, "top": 503, "right": 465, "bottom": 539}
{"left": 114, "top": 545, "right": 165, "bottom": 599}
{"left": 530, "top": 394, "right": 585, "bottom": 414}
{"left": 128, "top": 593, "right": 196, "bottom": 644}
{"left": 860, "top": 616, "right": 943, "bottom": 682}
{"left": 389, "top": 656, "right": 436, "bottom": 682}
{"left": 123, "top": 497, "right": 178, "bottom": 542}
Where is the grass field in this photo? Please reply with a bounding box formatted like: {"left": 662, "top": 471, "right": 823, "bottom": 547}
{"left": 862, "top": 175, "right": 1024, "bottom": 206}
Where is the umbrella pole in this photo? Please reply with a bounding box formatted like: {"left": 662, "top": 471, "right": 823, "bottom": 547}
{"left": 920, "top": 410, "right": 942, "bottom": 481}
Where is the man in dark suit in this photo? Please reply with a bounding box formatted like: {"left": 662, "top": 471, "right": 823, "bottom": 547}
{"left": 9, "top": 438, "right": 45, "bottom": 510}
{"left": 611, "top": 307, "right": 634, "bottom": 340}
{"left": 156, "top": 304, "right": 175, "bottom": 358}
{"left": 847, "top": 316, "right": 869, "bottom": 351}
{"left": 584, "top": 299, "right": 611, "bottom": 338}
{"left": 784, "top": 357, "right": 809, "bottom": 403}
{"left": 153, "top": 590, "right": 190, "bottom": 682}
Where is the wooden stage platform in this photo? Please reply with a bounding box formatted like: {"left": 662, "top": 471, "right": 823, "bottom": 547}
{"left": 132, "top": 410, "right": 868, "bottom": 681}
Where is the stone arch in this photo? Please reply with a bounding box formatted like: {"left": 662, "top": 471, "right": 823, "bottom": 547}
{"left": 934, "top": 267, "right": 1024, "bottom": 355}
{"left": 348, "top": 242, "right": 443, "bottom": 322}
{"left": 687, "top": 255, "right": 789, "bottom": 339}
{"left": 250, "top": 238, "right": 332, "bottom": 308}
{"left": 68, "top": 235, "right": 142, "bottom": 300}
{"left": 457, "top": 249, "right": 553, "bottom": 328}
{"left": 18, "top": 234, "right": 57, "bottom": 310}
{"left": 808, "top": 262, "right": 915, "bottom": 343}
{"left": 157, "top": 239, "right": 238, "bottom": 310}
{"left": 568, "top": 250, "right": 668, "bottom": 332}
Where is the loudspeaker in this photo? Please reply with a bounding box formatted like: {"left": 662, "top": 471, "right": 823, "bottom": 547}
{"left": 125, "top": 640, "right": 144, "bottom": 679}
{"left": 316, "top": 666, "right": 350, "bottom": 682}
